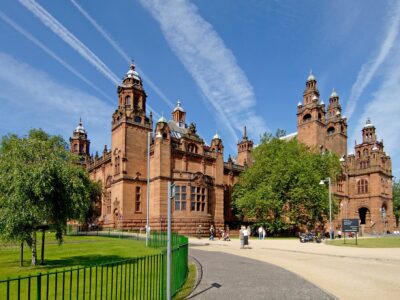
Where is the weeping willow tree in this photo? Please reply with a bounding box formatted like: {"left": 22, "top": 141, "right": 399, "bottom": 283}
{"left": 0, "top": 129, "right": 100, "bottom": 265}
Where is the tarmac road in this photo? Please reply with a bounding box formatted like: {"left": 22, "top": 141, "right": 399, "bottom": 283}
{"left": 189, "top": 238, "right": 400, "bottom": 300}
{"left": 189, "top": 248, "right": 335, "bottom": 300}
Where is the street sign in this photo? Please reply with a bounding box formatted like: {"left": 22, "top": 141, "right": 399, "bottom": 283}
{"left": 342, "top": 219, "right": 359, "bottom": 232}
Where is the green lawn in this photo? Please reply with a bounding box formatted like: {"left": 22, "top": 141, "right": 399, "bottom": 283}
{"left": 0, "top": 234, "right": 164, "bottom": 299}
{"left": 326, "top": 236, "right": 400, "bottom": 248}
{"left": 0, "top": 234, "right": 160, "bottom": 279}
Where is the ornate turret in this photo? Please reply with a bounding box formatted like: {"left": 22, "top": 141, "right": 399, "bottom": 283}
{"left": 70, "top": 118, "right": 90, "bottom": 157}
{"left": 362, "top": 118, "right": 377, "bottom": 143}
{"left": 113, "top": 62, "right": 151, "bottom": 129}
{"left": 172, "top": 100, "right": 186, "bottom": 128}
{"left": 237, "top": 126, "right": 253, "bottom": 166}
{"left": 297, "top": 72, "right": 326, "bottom": 151}
{"left": 303, "top": 71, "right": 320, "bottom": 105}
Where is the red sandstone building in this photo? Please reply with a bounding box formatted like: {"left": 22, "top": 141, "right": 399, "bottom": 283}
{"left": 295, "top": 73, "right": 395, "bottom": 234}
{"left": 70, "top": 65, "right": 396, "bottom": 234}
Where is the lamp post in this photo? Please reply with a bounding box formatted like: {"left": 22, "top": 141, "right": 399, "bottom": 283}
{"left": 320, "top": 177, "right": 333, "bottom": 239}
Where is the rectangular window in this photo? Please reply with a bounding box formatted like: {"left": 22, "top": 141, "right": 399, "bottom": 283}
{"left": 190, "top": 186, "right": 208, "bottom": 212}
{"left": 174, "top": 185, "right": 187, "bottom": 211}
{"left": 135, "top": 186, "right": 141, "bottom": 212}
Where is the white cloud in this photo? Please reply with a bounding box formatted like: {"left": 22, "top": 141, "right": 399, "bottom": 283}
{"left": 139, "top": 0, "right": 268, "bottom": 142}
{"left": 69, "top": 0, "right": 174, "bottom": 110}
{"left": 0, "top": 52, "right": 113, "bottom": 153}
{"left": 0, "top": 10, "right": 114, "bottom": 103}
{"left": 345, "top": 2, "right": 400, "bottom": 119}
{"left": 18, "top": 0, "right": 120, "bottom": 85}
{"left": 351, "top": 47, "right": 400, "bottom": 178}
{"left": 18, "top": 0, "right": 160, "bottom": 117}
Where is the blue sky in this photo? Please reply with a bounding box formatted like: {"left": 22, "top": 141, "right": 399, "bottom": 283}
{"left": 0, "top": 0, "right": 399, "bottom": 177}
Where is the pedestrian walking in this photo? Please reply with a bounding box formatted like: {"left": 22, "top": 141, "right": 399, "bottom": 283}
{"left": 209, "top": 225, "right": 215, "bottom": 240}
{"left": 224, "top": 225, "right": 231, "bottom": 241}
{"left": 243, "top": 226, "right": 249, "bottom": 248}
{"left": 196, "top": 225, "right": 203, "bottom": 239}
{"left": 262, "top": 227, "right": 266, "bottom": 240}
{"left": 239, "top": 226, "right": 244, "bottom": 249}
{"left": 258, "top": 226, "right": 263, "bottom": 239}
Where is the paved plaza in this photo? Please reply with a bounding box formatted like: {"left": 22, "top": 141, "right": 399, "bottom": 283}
{"left": 189, "top": 238, "right": 400, "bottom": 300}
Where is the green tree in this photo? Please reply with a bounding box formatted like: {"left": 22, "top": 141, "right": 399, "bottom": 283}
{"left": 233, "top": 135, "right": 342, "bottom": 235}
{"left": 0, "top": 129, "right": 100, "bottom": 265}
{"left": 393, "top": 178, "right": 400, "bottom": 227}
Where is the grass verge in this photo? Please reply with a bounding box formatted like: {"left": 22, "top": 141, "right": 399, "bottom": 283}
{"left": 173, "top": 262, "right": 197, "bottom": 300}
{"left": 326, "top": 236, "right": 400, "bottom": 248}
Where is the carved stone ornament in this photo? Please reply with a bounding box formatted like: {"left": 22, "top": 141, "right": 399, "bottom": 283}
{"left": 191, "top": 172, "right": 213, "bottom": 187}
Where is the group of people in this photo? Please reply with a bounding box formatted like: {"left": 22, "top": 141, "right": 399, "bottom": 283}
{"left": 205, "top": 224, "right": 267, "bottom": 248}
{"left": 208, "top": 225, "right": 231, "bottom": 241}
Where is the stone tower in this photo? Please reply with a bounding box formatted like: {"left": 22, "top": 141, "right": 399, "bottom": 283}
{"left": 324, "top": 90, "right": 348, "bottom": 157}
{"left": 69, "top": 118, "right": 90, "bottom": 159}
{"left": 110, "top": 62, "right": 152, "bottom": 224}
{"left": 237, "top": 126, "right": 253, "bottom": 166}
{"left": 297, "top": 72, "right": 326, "bottom": 152}
{"left": 345, "top": 119, "right": 394, "bottom": 234}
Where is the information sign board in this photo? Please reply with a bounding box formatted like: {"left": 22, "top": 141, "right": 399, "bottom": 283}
{"left": 342, "top": 219, "right": 359, "bottom": 232}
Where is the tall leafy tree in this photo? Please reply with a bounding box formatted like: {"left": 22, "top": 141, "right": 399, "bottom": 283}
{"left": 233, "top": 135, "right": 342, "bottom": 234}
{"left": 0, "top": 129, "right": 100, "bottom": 265}
{"left": 393, "top": 178, "right": 400, "bottom": 227}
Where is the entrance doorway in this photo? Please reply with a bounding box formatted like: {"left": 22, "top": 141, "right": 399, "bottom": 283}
{"left": 358, "top": 207, "right": 370, "bottom": 225}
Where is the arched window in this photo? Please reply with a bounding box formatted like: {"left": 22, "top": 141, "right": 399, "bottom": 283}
{"left": 188, "top": 143, "right": 198, "bottom": 154}
{"left": 363, "top": 149, "right": 369, "bottom": 157}
{"left": 74, "top": 144, "right": 78, "bottom": 153}
{"left": 125, "top": 96, "right": 131, "bottom": 107}
{"left": 327, "top": 127, "right": 335, "bottom": 135}
{"left": 357, "top": 179, "right": 368, "bottom": 194}
{"left": 303, "top": 114, "right": 311, "bottom": 122}
{"left": 134, "top": 96, "right": 139, "bottom": 108}
{"left": 114, "top": 156, "right": 120, "bottom": 175}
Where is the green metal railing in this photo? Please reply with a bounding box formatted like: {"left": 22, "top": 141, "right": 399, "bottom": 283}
{"left": 0, "top": 231, "right": 188, "bottom": 299}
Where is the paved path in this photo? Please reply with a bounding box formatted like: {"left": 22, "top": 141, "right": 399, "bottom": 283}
{"left": 189, "top": 248, "right": 335, "bottom": 300}
{"left": 189, "top": 238, "right": 400, "bottom": 300}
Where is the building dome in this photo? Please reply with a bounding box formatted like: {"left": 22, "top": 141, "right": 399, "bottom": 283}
{"left": 173, "top": 100, "right": 185, "bottom": 112}
{"left": 213, "top": 132, "right": 220, "bottom": 140}
{"left": 74, "top": 119, "right": 86, "bottom": 134}
{"left": 364, "top": 118, "right": 374, "bottom": 128}
{"left": 297, "top": 101, "right": 302, "bottom": 107}
{"left": 307, "top": 71, "right": 316, "bottom": 81}
{"left": 330, "top": 89, "right": 338, "bottom": 98}
{"left": 320, "top": 99, "right": 325, "bottom": 105}
{"left": 157, "top": 115, "right": 167, "bottom": 123}
{"left": 126, "top": 62, "right": 140, "bottom": 80}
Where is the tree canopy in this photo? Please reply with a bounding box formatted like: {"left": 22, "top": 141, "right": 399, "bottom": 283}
{"left": 0, "top": 129, "right": 100, "bottom": 265}
{"left": 233, "top": 135, "right": 342, "bottom": 234}
{"left": 393, "top": 178, "right": 400, "bottom": 227}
